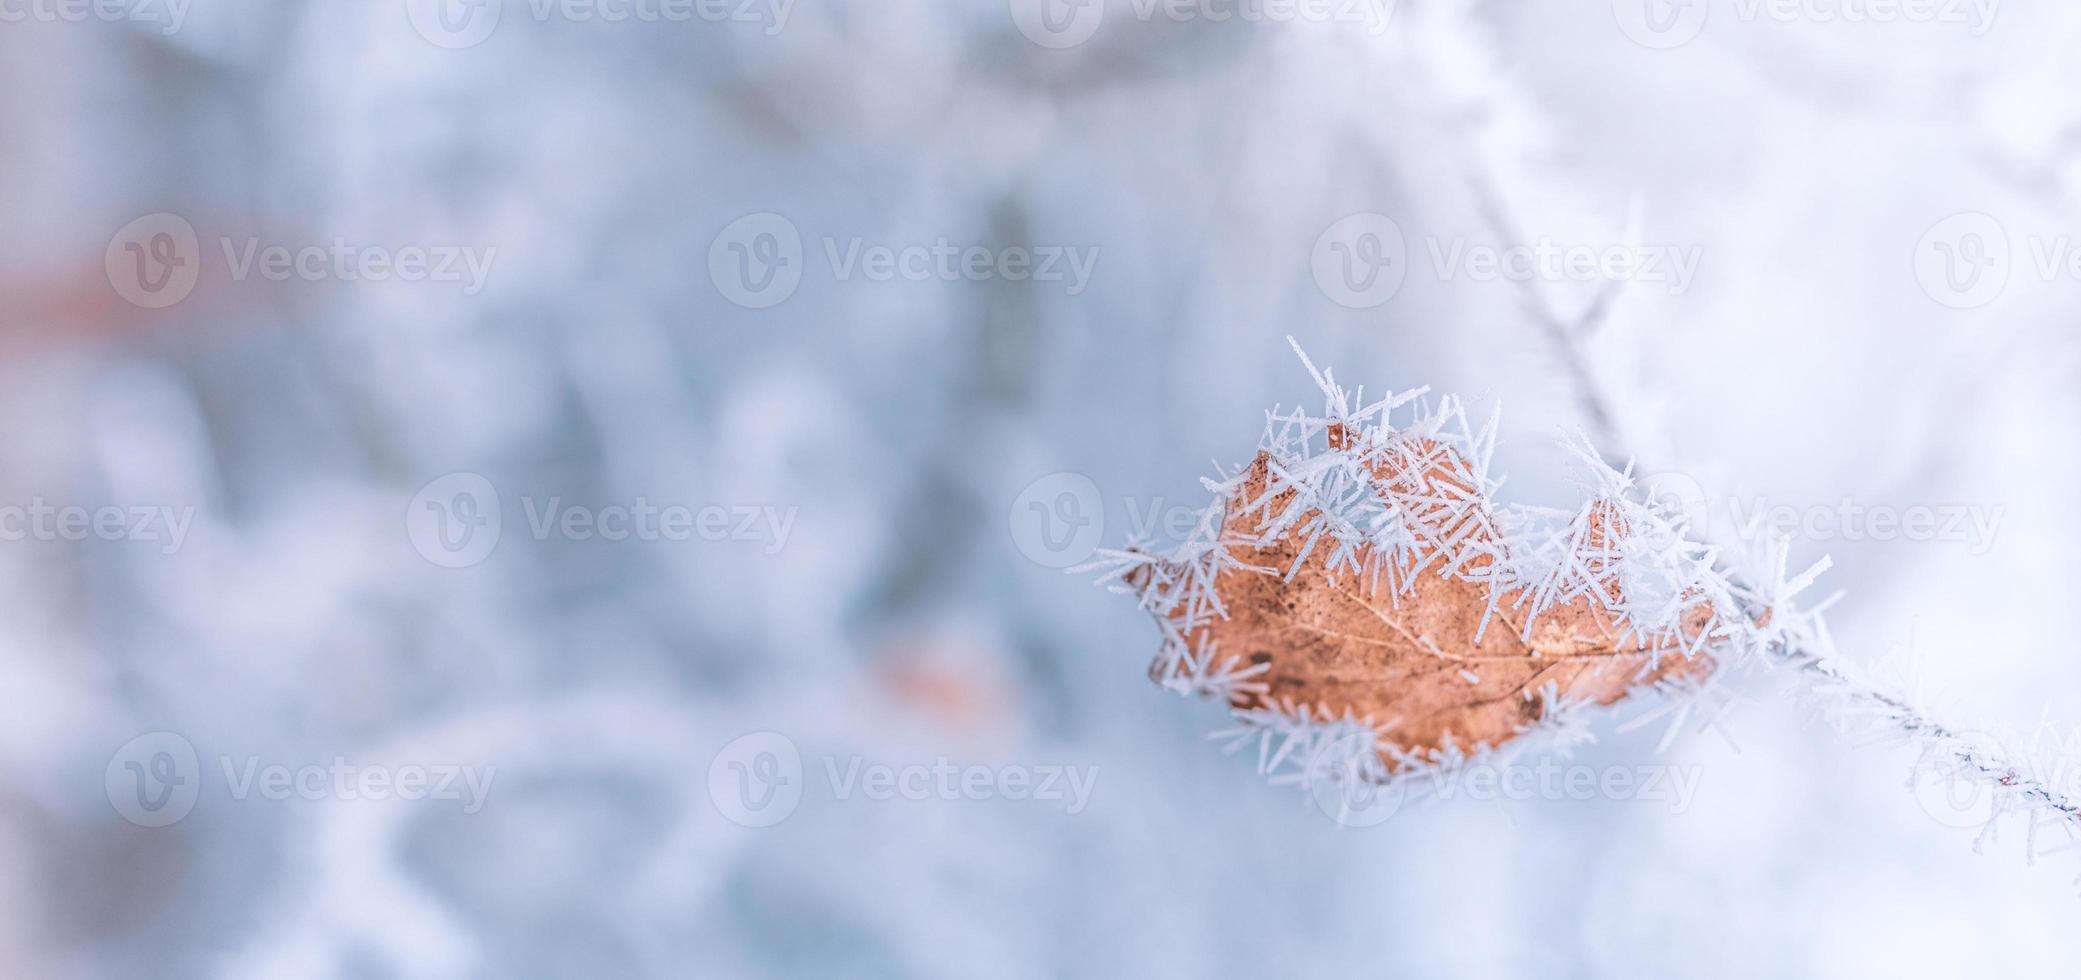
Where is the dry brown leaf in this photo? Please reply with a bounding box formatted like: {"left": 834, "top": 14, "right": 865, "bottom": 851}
{"left": 1139, "top": 433, "right": 1713, "bottom": 769}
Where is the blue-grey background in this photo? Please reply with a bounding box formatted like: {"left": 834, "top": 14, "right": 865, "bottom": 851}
{"left": 3, "top": 1, "right": 2079, "bottom": 977}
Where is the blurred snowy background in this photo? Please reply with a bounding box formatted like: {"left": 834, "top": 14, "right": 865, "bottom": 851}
{"left": 3, "top": 0, "right": 2080, "bottom": 976}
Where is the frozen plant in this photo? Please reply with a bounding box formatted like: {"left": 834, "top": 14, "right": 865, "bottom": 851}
{"left": 1084, "top": 339, "right": 2081, "bottom": 884}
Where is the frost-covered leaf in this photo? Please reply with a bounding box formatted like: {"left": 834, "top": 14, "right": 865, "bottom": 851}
{"left": 1089, "top": 340, "right": 1764, "bottom": 783}
{"left": 1132, "top": 439, "right": 1714, "bottom": 769}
